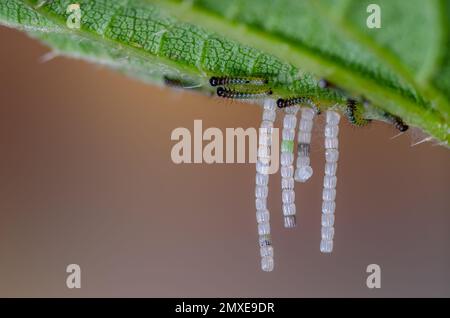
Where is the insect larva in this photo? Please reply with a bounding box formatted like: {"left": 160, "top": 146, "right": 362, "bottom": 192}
{"left": 345, "top": 99, "right": 371, "bottom": 127}
{"left": 392, "top": 117, "right": 409, "bottom": 132}
{"left": 277, "top": 97, "right": 321, "bottom": 114}
{"left": 209, "top": 76, "right": 268, "bottom": 87}
{"left": 216, "top": 87, "right": 273, "bottom": 99}
{"left": 383, "top": 113, "right": 409, "bottom": 132}
{"left": 277, "top": 97, "right": 308, "bottom": 108}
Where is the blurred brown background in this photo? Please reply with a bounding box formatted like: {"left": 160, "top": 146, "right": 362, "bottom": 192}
{"left": 0, "top": 27, "right": 449, "bottom": 297}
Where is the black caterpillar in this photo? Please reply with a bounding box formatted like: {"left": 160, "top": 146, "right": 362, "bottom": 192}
{"left": 345, "top": 99, "right": 372, "bottom": 127}
{"left": 277, "top": 97, "right": 309, "bottom": 108}
{"left": 209, "top": 76, "right": 268, "bottom": 87}
{"left": 384, "top": 113, "right": 409, "bottom": 132}
{"left": 216, "top": 87, "right": 273, "bottom": 99}
{"left": 277, "top": 97, "right": 321, "bottom": 114}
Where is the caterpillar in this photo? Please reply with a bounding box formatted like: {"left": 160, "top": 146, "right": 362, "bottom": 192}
{"left": 209, "top": 76, "right": 268, "bottom": 87}
{"left": 345, "top": 99, "right": 372, "bottom": 127}
{"left": 384, "top": 113, "right": 409, "bottom": 132}
{"left": 277, "top": 97, "right": 309, "bottom": 108}
{"left": 216, "top": 87, "right": 273, "bottom": 99}
{"left": 277, "top": 97, "right": 321, "bottom": 114}
{"left": 319, "top": 80, "right": 370, "bottom": 126}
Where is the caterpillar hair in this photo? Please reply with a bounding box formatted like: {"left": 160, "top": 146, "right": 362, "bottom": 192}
{"left": 216, "top": 87, "right": 273, "bottom": 99}
{"left": 209, "top": 76, "right": 268, "bottom": 87}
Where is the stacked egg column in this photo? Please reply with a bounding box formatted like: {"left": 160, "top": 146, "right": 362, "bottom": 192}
{"left": 320, "top": 110, "right": 341, "bottom": 253}
{"left": 255, "top": 99, "right": 277, "bottom": 271}
{"left": 280, "top": 107, "right": 298, "bottom": 228}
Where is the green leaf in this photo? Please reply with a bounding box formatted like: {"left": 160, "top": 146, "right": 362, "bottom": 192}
{"left": 0, "top": 0, "right": 448, "bottom": 144}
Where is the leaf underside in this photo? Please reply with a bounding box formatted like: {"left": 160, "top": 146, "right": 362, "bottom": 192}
{"left": 0, "top": 0, "right": 449, "bottom": 144}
